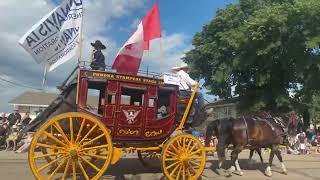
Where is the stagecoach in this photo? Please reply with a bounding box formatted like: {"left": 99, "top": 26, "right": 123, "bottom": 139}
{"left": 27, "top": 68, "right": 213, "bottom": 180}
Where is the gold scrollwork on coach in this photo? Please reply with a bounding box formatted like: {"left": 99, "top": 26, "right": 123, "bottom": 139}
{"left": 145, "top": 129, "right": 163, "bottom": 137}
{"left": 118, "top": 128, "right": 139, "bottom": 136}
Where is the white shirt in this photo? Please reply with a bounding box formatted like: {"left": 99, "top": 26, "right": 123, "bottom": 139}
{"left": 176, "top": 70, "right": 197, "bottom": 90}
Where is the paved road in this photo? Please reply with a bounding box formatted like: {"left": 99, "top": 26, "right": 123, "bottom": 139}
{"left": 0, "top": 150, "right": 319, "bottom": 180}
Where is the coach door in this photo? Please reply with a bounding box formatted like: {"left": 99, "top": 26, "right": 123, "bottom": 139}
{"left": 113, "top": 83, "right": 146, "bottom": 139}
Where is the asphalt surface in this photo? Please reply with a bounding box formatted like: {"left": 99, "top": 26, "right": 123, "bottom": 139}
{"left": 0, "top": 150, "right": 319, "bottom": 180}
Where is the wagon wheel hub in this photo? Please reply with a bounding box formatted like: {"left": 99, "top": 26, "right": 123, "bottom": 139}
{"left": 69, "top": 148, "right": 78, "bottom": 161}
{"left": 178, "top": 150, "right": 189, "bottom": 162}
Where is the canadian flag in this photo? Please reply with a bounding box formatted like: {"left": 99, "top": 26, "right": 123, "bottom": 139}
{"left": 112, "top": 2, "right": 161, "bottom": 74}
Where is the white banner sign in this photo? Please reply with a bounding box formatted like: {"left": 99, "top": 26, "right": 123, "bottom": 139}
{"left": 19, "top": 0, "right": 83, "bottom": 71}
{"left": 163, "top": 73, "right": 181, "bottom": 86}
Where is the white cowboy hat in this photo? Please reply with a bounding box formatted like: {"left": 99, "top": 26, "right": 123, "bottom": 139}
{"left": 171, "top": 63, "right": 190, "bottom": 71}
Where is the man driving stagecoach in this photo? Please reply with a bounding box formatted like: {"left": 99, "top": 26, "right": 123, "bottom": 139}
{"left": 170, "top": 63, "right": 206, "bottom": 128}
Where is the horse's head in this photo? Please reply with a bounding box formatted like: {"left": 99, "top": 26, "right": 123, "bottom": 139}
{"left": 277, "top": 111, "right": 299, "bottom": 135}
{"left": 205, "top": 119, "right": 220, "bottom": 146}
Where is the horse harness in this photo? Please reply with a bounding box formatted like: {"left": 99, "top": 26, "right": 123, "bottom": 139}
{"left": 242, "top": 116, "right": 288, "bottom": 147}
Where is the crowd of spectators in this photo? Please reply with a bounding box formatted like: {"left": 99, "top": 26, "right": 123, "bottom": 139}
{"left": 0, "top": 108, "right": 35, "bottom": 153}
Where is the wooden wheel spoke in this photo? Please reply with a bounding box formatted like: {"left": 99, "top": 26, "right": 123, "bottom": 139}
{"left": 176, "top": 165, "right": 183, "bottom": 180}
{"left": 183, "top": 137, "right": 186, "bottom": 149}
{"left": 182, "top": 164, "right": 186, "bottom": 180}
{"left": 165, "top": 149, "right": 178, "bottom": 157}
{"left": 81, "top": 144, "right": 109, "bottom": 152}
{"left": 188, "top": 155, "right": 203, "bottom": 160}
{"left": 169, "top": 144, "right": 179, "bottom": 154}
{"left": 164, "top": 157, "right": 179, "bottom": 161}
{"left": 53, "top": 122, "right": 70, "bottom": 144}
{"left": 187, "top": 142, "right": 197, "bottom": 153}
{"left": 72, "top": 161, "right": 77, "bottom": 180}
{"left": 81, "top": 152, "right": 108, "bottom": 160}
{"left": 37, "top": 156, "right": 63, "bottom": 172}
{"left": 48, "top": 157, "right": 67, "bottom": 180}
{"left": 78, "top": 159, "right": 90, "bottom": 180}
{"left": 189, "top": 149, "right": 201, "bottom": 156}
{"left": 70, "top": 116, "right": 74, "bottom": 143}
{"left": 166, "top": 161, "right": 180, "bottom": 170}
{"left": 81, "top": 133, "right": 105, "bottom": 147}
{"left": 189, "top": 161, "right": 200, "bottom": 168}
{"left": 75, "top": 118, "right": 86, "bottom": 143}
{"left": 169, "top": 163, "right": 181, "bottom": 177}
{"left": 62, "top": 159, "right": 70, "bottom": 180}
{"left": 176, "top": 138, "right": 182, "bottom": 149}
{"left": 34, "top": 152, "right": 65, "bottom": 159}
{"left": 44, "top": 131, "right": 66, "bottom": 147}
{"left": 187, "top": 166, "right": 192, "bottom": 179}
{"left": 79, "top": 124, "right": 98, "bottom": 144}
{"left": 36, "top": 143, "right": 64, "bottom": 150}
{"left": 80, "top": 156, "right": 101, "bottom": 172}
{"left": 186, "top": 139, "right": 192, "bottom": 151}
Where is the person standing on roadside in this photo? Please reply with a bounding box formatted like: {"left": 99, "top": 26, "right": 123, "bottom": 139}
{"left": 7, "top": 107, "right": 21, "bottom": 127}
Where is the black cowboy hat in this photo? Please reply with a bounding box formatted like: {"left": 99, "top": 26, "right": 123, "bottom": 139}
{"left": 91, "top": 40, "right": 106, "bottom": 50}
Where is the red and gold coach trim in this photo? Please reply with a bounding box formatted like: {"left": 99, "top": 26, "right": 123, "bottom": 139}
{"left": 86, "top": 71, "right": 164, "bottom": 85}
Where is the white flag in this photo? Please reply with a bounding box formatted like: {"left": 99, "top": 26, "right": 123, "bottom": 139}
{"left": 19, "top": 0, "right": 83, "bottom": 71}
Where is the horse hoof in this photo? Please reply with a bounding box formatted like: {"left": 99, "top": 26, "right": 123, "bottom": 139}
{"left": 265, "top": 166, "right": 272, "bottom": 177}
{"left": 265, "top": 172, "right": 272, "bottom": 177}
{"left": 228, "top": 166, "right": 236, "bottom": 172}
{"left": 224, "top": 170, "right": 232, "bottom": 177}
{"left": 283, "top": 171, "right": 288, "bottom": 175}
{"left": 235, "top": 171, "right": 244, "bottom": 176}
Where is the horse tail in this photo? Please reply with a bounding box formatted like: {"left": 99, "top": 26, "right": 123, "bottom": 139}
{"left": 205, "top": 120, "right": 219, "bottom": 147}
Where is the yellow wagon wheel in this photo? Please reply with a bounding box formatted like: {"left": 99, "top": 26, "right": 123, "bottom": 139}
{"left": 137, "top": 150, "right": 161, "bottom": 170}
{"left": 161, "top": 134, "right": 206, "bottom": 180}
{"left": 29, "top": 112, "right": 113, "bottom": 180}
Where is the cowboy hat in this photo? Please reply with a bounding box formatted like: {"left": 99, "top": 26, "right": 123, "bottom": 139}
{"left": 90, "top": 40, "right": 106, "bottom": 50}
{"left": 171, "top": 63, "right": 190, "bottom": 71}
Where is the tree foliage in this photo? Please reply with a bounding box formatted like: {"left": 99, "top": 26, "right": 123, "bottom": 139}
{"left": 184, "top": 0, "right": 320, "bottom": 114}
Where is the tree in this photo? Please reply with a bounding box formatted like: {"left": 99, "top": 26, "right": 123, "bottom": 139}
{"left": 308, "top": 95, "right": 320, "bottom": 129}
{"left": 184, "top": 0, "right": 320, "bottom": 115}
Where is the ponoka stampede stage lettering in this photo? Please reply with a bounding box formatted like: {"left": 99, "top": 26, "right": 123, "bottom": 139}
{"left": 86, "top": 71, "right": 165, "bottom": 85}
{"left": 19, "top": 0, "right": 83, "bottom": 71}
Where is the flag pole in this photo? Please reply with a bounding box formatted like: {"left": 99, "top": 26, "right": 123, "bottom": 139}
{"left": 76, "top": 7, "right": 84, "bottom": 105}
{"left": 159, "top": 37, "right": 165, "bottom": 73}
{"left": 42, "top": 64, "right": 48, "bottom": 91}
{"left": 77, "top": 8, "right": 84, "bottom": 65}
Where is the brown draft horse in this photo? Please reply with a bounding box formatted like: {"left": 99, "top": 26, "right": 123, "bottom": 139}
{"left": 205, "top": 112, "right": 297, "bottom": 177}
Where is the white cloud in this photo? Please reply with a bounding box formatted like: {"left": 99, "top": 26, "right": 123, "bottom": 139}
{"left": 140, "top": 33, "right": 191, "bottom": 72}
{"left": 131, "top": 18, "right": 141, "bottom": 29}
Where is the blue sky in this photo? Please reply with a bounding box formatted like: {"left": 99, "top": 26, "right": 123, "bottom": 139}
{"left": 0, "top": 0, "right": 237, "bottom": 112}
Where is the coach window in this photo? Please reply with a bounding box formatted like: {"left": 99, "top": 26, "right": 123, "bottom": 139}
{"left": 107, "top": 94, "right": 116, "bottom": 104}
{"left": 156, "top": 89, "right": 171, "bottom": 119}
{"left": 121, "top": 87, "right": 145, "bottom": 106}
{"left": 86, "top": 81, "right": 105, "bottom": 116}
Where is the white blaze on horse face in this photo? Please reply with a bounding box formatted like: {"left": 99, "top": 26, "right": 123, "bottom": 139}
{"left": 123, "top": 110, "right": 140, "bottom": 124}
